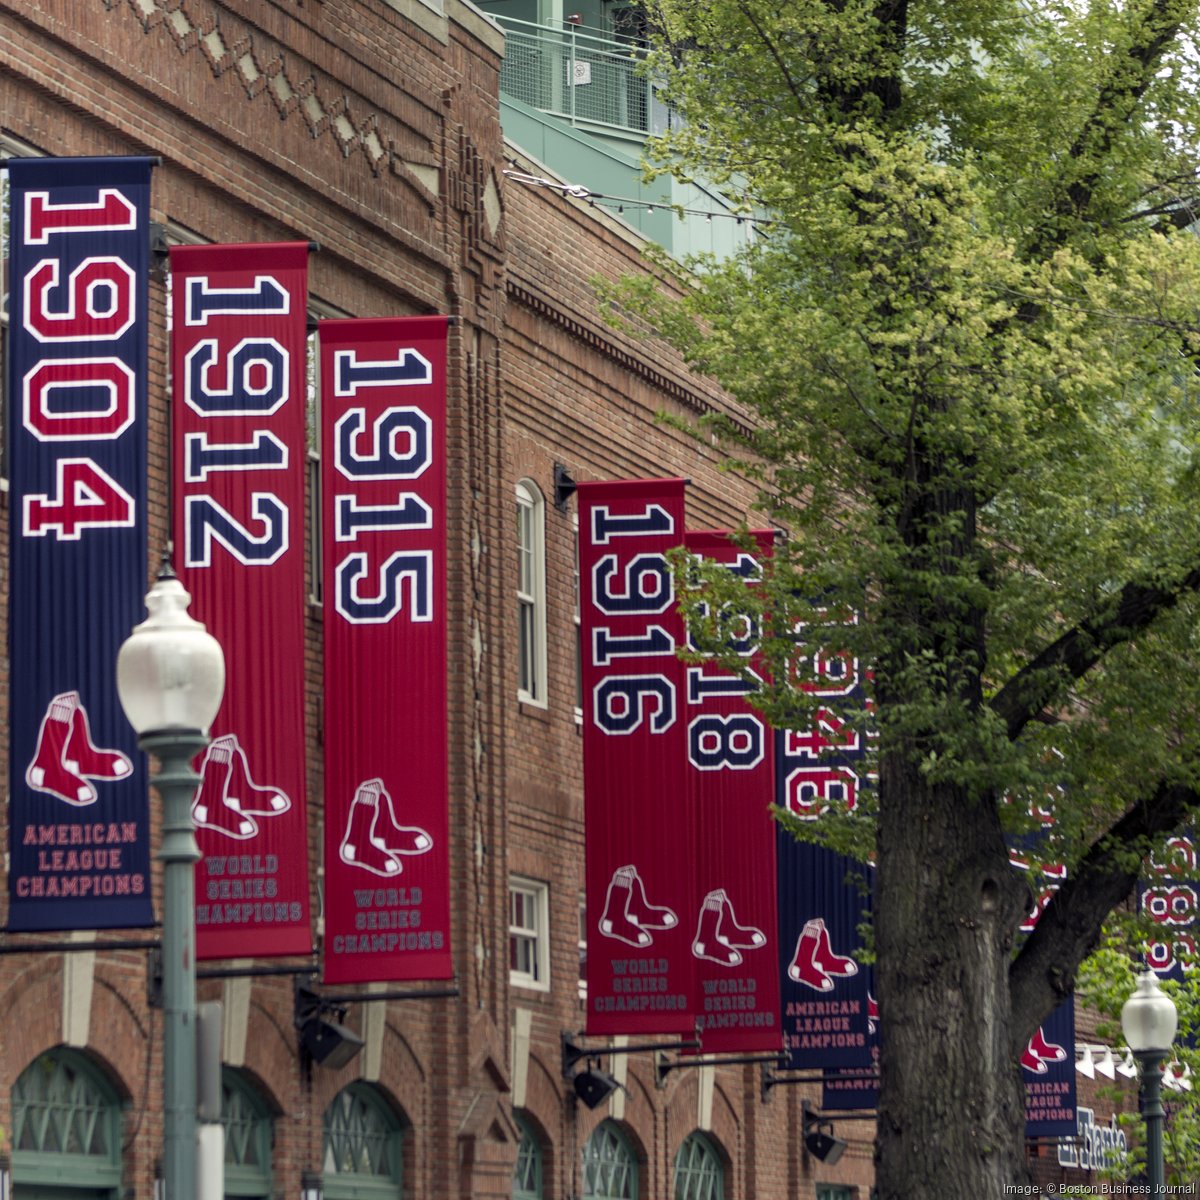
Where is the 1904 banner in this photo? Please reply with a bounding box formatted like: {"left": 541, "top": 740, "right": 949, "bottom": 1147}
{"left": 321, "top": 317, "right": 452, "bottom": 983}
{"left": 7, "top": 157, "right": 155, "bottom": 930}
{"left": 171, "top": 242, "right": 313, "bottom": 959}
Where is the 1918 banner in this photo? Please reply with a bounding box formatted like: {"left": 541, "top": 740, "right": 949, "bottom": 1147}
{"left": 684, "top": 531, "right": 780, "bottom": 1053}
{"left": 8, "top": 156, "right": 155, "bottom": 930}
{"left": 321, "top": 317, "right": 452, "bottom": 983}
{"left": 171, "top": 242, "right": 313, "bottom": 959}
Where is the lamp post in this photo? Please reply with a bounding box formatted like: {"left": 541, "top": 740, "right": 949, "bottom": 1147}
{"left": 117, "top": 564, "right": 225, "bottom": 1200}
{"left": 1121, "top": 970, "right": 1179, "bottom": 1197}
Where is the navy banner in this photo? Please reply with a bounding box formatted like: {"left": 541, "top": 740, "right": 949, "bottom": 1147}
{"left": 776, "top": 612, "right": 875, "bottom": 1070}
{"left": 7, "top": 157, "right": 154, "bottom": 929}
{"left": 1141, "top": 832, "right": 1197, "bottom": 983}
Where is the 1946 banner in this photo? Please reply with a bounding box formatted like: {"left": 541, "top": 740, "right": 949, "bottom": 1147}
{"left": 171, "top": 242, "right": 313, "bottom": 959}
{"left": 321, "top": 317, "right": 452, "bottom": 983}
{"left": 684, "top": 531, "right": 780, "bottom": 1053}
{"left": 8, "top": 157, "right": 155, "bottom": 929}
{"left": 579, "top": 478, "right": 696, "bottom": 1035}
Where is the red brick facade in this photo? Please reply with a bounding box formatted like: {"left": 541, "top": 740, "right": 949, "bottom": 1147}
{"left": 0, "top": 2, "right": 1130, "bottom": 1198}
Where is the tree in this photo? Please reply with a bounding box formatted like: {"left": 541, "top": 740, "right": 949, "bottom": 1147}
{"left": 611, "top": 2, "right": 1200, "bottom": 1195}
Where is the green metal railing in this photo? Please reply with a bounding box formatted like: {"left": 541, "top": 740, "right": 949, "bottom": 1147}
{"left": 494, "top": 17, "right": 657, "bottom": 137}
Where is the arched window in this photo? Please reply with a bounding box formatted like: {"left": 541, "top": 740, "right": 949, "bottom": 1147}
{"left": 221, "top": 1068, "right": 274, "bottom": 1198}
{"left": 11, "top": 1048, "right": 123, "bottom": 1198}
{"left": 672, "top": 1132, "right": 724, "bottom": 1200}
{"left": 511, "top": 1111, "right": 543, "bottom": 1199}
{"left": 581, "top": 1121, "right": 637, "bottom": 1200}
{"left": 516, "top": 479, "right": 547, "bottom": 706}
{"left": 323, "top": 1083, "right": 405, "bottom": 1200}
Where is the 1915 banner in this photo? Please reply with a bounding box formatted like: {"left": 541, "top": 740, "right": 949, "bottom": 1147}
{"left": 321, "top": 317, "right": 452, "bottom": 983}
{"left": 579, "top": 478, "right": 695, "bottom": 1036}
{"left": 8, "top": 157, "right": 155, "bottom": 930}
{"left": 171, "top": 242, "right": 313, "bottom": 959}
{"left": 684, "top": 531, "right": 780, "bottom": 1052}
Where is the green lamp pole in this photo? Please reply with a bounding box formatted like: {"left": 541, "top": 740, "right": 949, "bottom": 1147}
{"left": 118, "top": 564, "right": 225, "bottom": 1200}
{"left": 1121, "top": 971, "right": 1179, "bottom": 1197}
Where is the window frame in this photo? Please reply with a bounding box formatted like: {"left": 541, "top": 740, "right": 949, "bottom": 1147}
{"left": 512, "top": 1110, "right": 544, "bottom": 1200}
{"left": 509, "top": 875, "right": 551, "bottom": 992}
{"left": 581, "top": 1120, "right": 639, "bottom": 1200}
{"left": 221, "top": 1067, "right": 274, "bottom": 1198}
{"left": 516, "top": 478, "right": 548, "bottom": 707}
{"left": 672, "top": 1131, "right": 725, "bottom": 1200}
{"left": 323, "top": 1082, "right": 405, "bottom": 1200}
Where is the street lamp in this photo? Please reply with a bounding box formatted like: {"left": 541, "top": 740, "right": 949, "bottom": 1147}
{"left": 1121, "top": 971, "right": 1179, "bottom": 1197}
{"left": 117, "top": 563, "right": 225, "bottom": 1200}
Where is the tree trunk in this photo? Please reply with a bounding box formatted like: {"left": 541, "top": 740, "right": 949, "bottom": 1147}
{"left": 874, "top": 748, "right": 1033, "bottom": 1197}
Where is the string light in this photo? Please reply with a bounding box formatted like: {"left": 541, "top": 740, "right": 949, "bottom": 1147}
{"left": 501, "top": 166, "right": 772, "bottom": 228}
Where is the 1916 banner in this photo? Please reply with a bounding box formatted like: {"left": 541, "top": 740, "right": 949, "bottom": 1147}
{"left": 579, "top": 479, "right": 695, "bottom": 1035}
{"left": 321, "top": 317, "right": 452, "bottom": 983}
{"left": 684, "top": 531, "right": 780, "bottom": 1052}
{"left": 171, "top": 242, "right": 313, "bottom": 959}
{"left": 8, "top": 157, "right": 155, "bottom": 929}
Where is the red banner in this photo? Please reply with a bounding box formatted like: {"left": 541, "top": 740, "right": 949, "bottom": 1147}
{"left": 171, "top": 242, "right": 313, "bottom": 959}
{"left": 320, "top": 317, "right": 451, "bottom": 983}
{"left": 579, "top": 479, "right": 695, "bottom": 1035}
{"left": 684, "top": 531, "right": 780, "bottom": 1052}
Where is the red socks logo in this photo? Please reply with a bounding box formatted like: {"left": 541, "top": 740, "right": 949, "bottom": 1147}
{"left": 339, "top": 778, "right": 432, "bottom": 877}
{"left": 692, "top": 888, "right": 766, "bottom": 966}
{"left": 193, "top": 734, "right": 290, "bottom": 841}
{"left": 788, "top": 918, "right": 858, "bottom": 992}
{"left": 26, "top": 691, "right": 131, "bottom": 806}
{"left": 598, "top": 865, "right": 677, "bottom": 947}
{"left": 1021, "top": 1026, "right": 1067, "bottom": 1075}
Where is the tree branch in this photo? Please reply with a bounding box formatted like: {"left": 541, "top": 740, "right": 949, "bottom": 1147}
{"left": 1008, "top": 781, "right": 1199, "bottom": 1047}
{"left": 989, "top": 565, "right": 1200, "bottom": 741}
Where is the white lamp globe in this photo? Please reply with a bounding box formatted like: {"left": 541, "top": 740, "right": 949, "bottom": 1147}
{"left": 1121, "top": 971, "right": 1178, "bottom": 1056}
{"left": 116, "top": 567, "right": 225, "bottom": 736}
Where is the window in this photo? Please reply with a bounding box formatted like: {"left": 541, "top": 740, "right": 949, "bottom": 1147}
{"left": 673, "top": 1133, "right": 724, "bottom": 1200}
{"left": 306, "top": 299, "right": 352, "bottom": 606}
{"left": 578, "top": 891, "right": 588, "bottom": 1002}
{"left": 323, "top": 1083, "right": 405, "bottom": 1200}
{"left": 512, "top": 1111, "right": 543, "bottom": 1199}
{"left": 516, "top": 479, "right": 547, "bottom": 705}
{"left": 816, "top": 1188, "right": 853, "bottom": 1200}
{"left": 509, "top": 877, "right": 550, "bottom": 990}
{"left": 11, "top": 1048, "right": 123, "bottom": 1197}
{"left": 582, "top": 1121, "right": 638, "bottom": 1200}
{"left": 221, "top": 1068, "right": 274, "bottom": 1198}
{"left": 573, "top": 510, "right": 583, "bottom": 722}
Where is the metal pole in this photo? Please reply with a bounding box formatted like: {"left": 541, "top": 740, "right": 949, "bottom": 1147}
{"left": 1140, "top": 1051, "right": 1166, "bottom": 1196}
{"left": 144, "top": 730, "right": 208, "bottom": 1200}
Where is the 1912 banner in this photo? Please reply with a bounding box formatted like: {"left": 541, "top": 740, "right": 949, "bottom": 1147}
{"left": 579, "top": 478, "right": 696, "bottom": 1036}
{"left": 684, "top": 531, "right": 780, "bottom": 1052}
{"left": 8, "top": 157, "right": 155, "bottom": 929}
{"left": 171, "top": 242, "right": 313, "bottom": 959}
{"left": 321, "top": 317, "right": 452, "bottom": 983}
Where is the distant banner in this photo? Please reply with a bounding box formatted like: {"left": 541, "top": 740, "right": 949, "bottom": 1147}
{"left": 776, "top": 610, "right": 875, "bottom": 1069}
{"left": 321, "top": 317, "right": 451, "bottom": 983}
{"left": 1141, "top": 831, "right": 1197, "bottom": 984}
{"left": 1009, "top": 795, "right": 1077, "bottom": 1136}
{"left": 7, "top": 156, "right": 155, "bottom": 930}
{"left": 579, "top": 479, "right": 695, "bottom": 1035}
{"left": 1023, "top": 997, "right": 1077, "bottom": 1137}
{"left": 171, "top": 242, "right": 313, "bottom": 959}
{"left": 684, "top": 531, "right": 779, "bottom": 1053}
